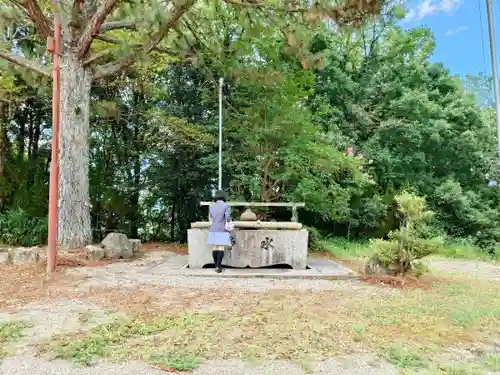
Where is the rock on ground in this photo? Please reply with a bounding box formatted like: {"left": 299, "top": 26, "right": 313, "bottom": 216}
{"left": 101, "top": 233, "right": 133, "bottom": 259}
{"left": 85, "top": 245, "right": 105, "bottom": 261}
{"left": 364, "top": 255, "right": 398, "bottom": 276}
{"left": 0, "top": 250, "right": 10, "bottom": 264}
{"left": 9, "top": 247, "right": 39, "bottom": 265}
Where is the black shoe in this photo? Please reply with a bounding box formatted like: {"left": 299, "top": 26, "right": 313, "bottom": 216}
{"left": 215, "top": 267, "right": 222, "bottom": 273}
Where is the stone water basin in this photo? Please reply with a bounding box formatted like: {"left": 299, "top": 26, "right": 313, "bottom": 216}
{"left": 188, "top": 221, "right": 308, "bottom": 269}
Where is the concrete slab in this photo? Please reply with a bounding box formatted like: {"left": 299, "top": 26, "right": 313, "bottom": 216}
{"left": 144, "top": 254, "right": 357, "bottom": 280}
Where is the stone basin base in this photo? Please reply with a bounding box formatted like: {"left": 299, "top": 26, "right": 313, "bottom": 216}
{"left": 187, "top": 228, "right": 308, "bottom": 270}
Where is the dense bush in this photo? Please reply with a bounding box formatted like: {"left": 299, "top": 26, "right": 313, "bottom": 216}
{"left": 0, "top": 208, "right": 48, "bottom": 247}
{"left": 305, "top": 225, "right": 324, "bottom": 252}
{"left": 366, "top": 192, "right": 443, "bottom": 275}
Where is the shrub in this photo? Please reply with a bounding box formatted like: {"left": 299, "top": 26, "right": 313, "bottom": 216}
{"left": 0, "top": 208, "right": 48, "bottom": 246}
{"left": 366, "top": 192, "right": 443, "bottom": 275}
{"left": 305, "top": 226, "right": 323, "bottom": 251}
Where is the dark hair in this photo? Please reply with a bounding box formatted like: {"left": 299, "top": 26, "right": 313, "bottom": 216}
{"left": 214, "top": 190, "right": 227, "bottom": 202}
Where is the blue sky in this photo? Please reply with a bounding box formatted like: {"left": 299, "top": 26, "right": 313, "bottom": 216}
{"left": 401, "top": 0, "right": 499, "bottom": 77}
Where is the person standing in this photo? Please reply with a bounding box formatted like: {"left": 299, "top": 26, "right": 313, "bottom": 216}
{"left": 207, "top": 190, "right": 232, "bottom": 273}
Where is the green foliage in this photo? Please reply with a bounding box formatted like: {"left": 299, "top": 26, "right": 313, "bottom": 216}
{"left": 384, "top": 346, "right": 428, "bottom": 369}
{"left": 148, "top": 353, "right": 200, "bottom": 371}
{"left": 49, "top": 314, "right": 208, "bottom": 367}
{"left": 369, "top": 192, "right": 443, "bottom": 274}
{"left": 304, "top": 226, "right": 323, "bottom": 252}
{"left": 0, "top": 208, "right": 47, "bottom": 246}
{"left": 321, "top": 238, "right": 372, "bottom": 258}
{"left": 0, "top": 321, "right": 29, "bottom": 343}
{"left": 0, "top": 4, "right": 499, "bottom": 257}
{"left": 483, "top": 354, "right": 500, "bottom": 371}
{"left": 412, "top": 261, "right": 429, "bottom": 278}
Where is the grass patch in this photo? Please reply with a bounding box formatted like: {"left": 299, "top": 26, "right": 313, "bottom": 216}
{"left": 0, "top": 321, "right": 29, "bottom": 343}
{"left": 317, "top": 237, "right": 499, "bottom": 263}
{"left": 318, "top": 238, "right": 371, "bottom": 259}
{"left": 44, "top": 276, "right": 500, "bottom": 369}
{"left": 483, "top": 354, "right": 500, "bottom": 371}
{"left": 384, "top": 345, "right": 428, "bottom": 369}
{"left": 0, "top": 321, "right": 30, "bottom": 358}
{"left": 438, "top": 242, "right": 498, "bottom": 262}
{"left": 147, "top": 352, "right": 200, "bottom": 371}
{"left": 46, "top": 313, "right": 212, "bottom": 366}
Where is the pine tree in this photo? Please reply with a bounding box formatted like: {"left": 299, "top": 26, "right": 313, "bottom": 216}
{"left": 0, "top": 0, "right": 384, "bottom": 249}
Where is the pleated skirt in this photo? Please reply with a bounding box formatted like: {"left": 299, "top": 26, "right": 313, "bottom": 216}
{"left": 207, "top": 231, "right": 231, "bottom": 246}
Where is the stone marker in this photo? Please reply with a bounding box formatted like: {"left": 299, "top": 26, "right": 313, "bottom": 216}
{"left": 9, "top": 247, "right": 39, "bottom": 264}
{"left": 101, "top": 233, "right": 133, "bottom": 259}
{"left": 85, "top": 245, "right": 105, "bottom": 261}
{"left": 129, "top": 239, "right": 141, "bottom": 254}
{"left": 0, "top": 251, "right": 10, "bottom": 264}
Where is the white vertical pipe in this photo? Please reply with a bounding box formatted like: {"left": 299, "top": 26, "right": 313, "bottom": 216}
{"left": 218, "top": 77, "right": 223, "bottom": 190}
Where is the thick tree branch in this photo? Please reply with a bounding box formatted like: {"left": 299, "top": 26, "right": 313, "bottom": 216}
{"left": 83, "top": 34, "right": 175, "bottom": 66}
{"left": 77, "top": 0, "right": 121, "bottom": 58}
{"left": 11, "top": 0, "right": 52, "bottom": 39}
{"left": 99, "top": 20, "right": 138, "bottom": 32}
{"left": 93, "top": 0, "right": 195, "bottom": 80}
{"left": 223, "top": 0, "right": 306, "bottom": 12}
{"left": 83, "top": 48, "right": 114, "bottom": 66}
{"left": 224, "top": 0, "right": 384, "bottom": 25}
{"left": 0, "top": 49, "right": 51, "bottom": 76}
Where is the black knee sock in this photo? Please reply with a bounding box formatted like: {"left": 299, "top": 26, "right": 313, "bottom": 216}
{"left": 216, "top": 251, "right": 224, "bottom": 268}
{"left": 212, "top": 250, "right": 217, "bottom": 265}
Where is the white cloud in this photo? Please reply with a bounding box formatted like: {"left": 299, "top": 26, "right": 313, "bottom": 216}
{"left": 441, "top": 0, "right": 461, "bottom": 12}
{"left": 404, "top": 0, "right": 462, "bottom": 22}
{"left": 445, "top": 25, "right": 468, "bottom": 36}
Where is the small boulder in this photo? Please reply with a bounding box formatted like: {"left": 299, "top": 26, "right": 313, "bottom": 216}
{"left": 9, "top": 247, "right": 39, "bottom": 265}
{"left": 0, "top": 251, "right": 10, "bottom": 264}
{"left": 364, "top": 255, "right": 397, "bottom": 276}
{"left": 85, "top": 245, "right": 105, "bottom": 261}
{"left": 101, "top": 233, "right": 133, "bottom": 259}
{"left": 129, "top": 239, "right": 141, "bottom": 254}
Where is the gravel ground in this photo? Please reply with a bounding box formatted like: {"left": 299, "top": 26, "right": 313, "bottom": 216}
{"left": 427, "top": 257, "right": 500, "bottom": 281}
{"left": 67, "top": 251, "right": 389, "bottom": 293}
{"left": 0, "top": 355, "right": 399, "bottom": 375}
{"left": 1, "top": 250, "right": 499, "bottom": 375}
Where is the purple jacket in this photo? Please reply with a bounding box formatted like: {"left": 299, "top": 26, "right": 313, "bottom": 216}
{"left": 209, "top": 200, "right": 231, "bottom": 232}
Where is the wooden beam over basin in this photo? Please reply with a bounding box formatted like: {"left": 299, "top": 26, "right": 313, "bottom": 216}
{"left": 200, "top": 202, "right": 306, "bottom": 222}
{"left": 191, "top": 221, "right": 303, "bottom": 230}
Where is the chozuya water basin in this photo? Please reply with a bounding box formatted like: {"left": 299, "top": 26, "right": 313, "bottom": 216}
{"left": 189, "top": 202, "right": 308, "bottom": 269}
{"left": 188, "top": 221, "right": 308, "bottom": 270}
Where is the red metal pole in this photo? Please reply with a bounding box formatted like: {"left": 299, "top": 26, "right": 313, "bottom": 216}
{"left": 46, "top": 8, "right": 61, "bottom": 273}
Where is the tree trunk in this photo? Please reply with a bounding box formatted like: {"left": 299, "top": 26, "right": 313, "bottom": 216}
{"left": 58, "top": 52, "right": 92, "bottom": 249}
{"left": 0, "top": 102, "right": 9, "bottom": 176}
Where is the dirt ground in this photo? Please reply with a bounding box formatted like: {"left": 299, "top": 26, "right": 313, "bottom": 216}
{"left": 0, "top": 245, "right": 499, "bottom": 375}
